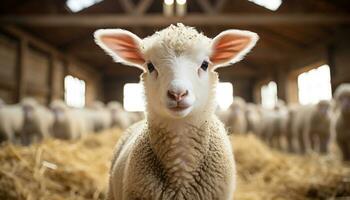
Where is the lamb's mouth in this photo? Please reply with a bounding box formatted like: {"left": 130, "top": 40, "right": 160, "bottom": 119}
{"left": 169, "top": 106, "right": 190, "bottom": 112}
{"left": 167, "top": 103, "right": 192, "bottom": 113}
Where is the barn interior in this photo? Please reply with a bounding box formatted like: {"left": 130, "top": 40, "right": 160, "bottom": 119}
{"left": 0, "top": 0, "right": 350, "bottom": 199}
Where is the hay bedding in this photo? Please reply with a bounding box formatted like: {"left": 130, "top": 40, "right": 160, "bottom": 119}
{"left": 0, "top": 129, "right": 349, "bottom": 200}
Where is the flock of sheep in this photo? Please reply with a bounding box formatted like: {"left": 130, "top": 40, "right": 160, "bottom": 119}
{"left": 0, "top": 98, "right": 143, "bottom": 145}
{"left": 218, "top": 83, "right": 350, "bottom": 161}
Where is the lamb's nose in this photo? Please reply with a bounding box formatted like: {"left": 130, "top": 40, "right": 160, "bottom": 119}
{"left": 167, "top": 90, "right": 188, "bottom": 102}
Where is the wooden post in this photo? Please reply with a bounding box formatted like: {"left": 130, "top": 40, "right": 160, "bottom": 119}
{"left": 327, "top": 44, "right": 336, "bottom": 93}
{"left": 47, "top": 54, "right": 55, "bottom": 104}
{"left": 16, "top": 38, "right": 27, "bottom": 102}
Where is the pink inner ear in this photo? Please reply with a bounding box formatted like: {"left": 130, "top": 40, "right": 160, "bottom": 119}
{"left": 101, "top": 34, "right": 145, "bottom": 65}
{"left": 210, "top": 34, "right": 251, "bottom": 64}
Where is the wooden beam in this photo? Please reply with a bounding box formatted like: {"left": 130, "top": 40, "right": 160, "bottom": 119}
{"left": 1, "top": 14, "right": 350, "bottom": 27}
{"left": 135, "top": 0, "right": 153, "bottom": 15}
{"left": 48, "top": 54, "right": 55, "bottom": 104}
{"left": 214, "top": 0, "right": 227, "bottom": 13}
{"left": 195, "top": 0, "right": 215, "bottom": 14}
{"left": 16, "top": 38, "right": 27, "bottom": 102}
{"left": 119, "top": 0, "right": 153, "bottom": 15}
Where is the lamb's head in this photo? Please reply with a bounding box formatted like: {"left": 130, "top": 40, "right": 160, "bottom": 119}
{"left": 334, "top": 83, "right": 350, "bottom": 114}
{"left": 95, "top": 23, "right": 258, "bottom": 119}
{"left": 316, "top": 100, "right": 331, "bottom": 117}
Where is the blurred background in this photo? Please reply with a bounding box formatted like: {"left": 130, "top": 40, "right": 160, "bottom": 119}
{"left": 0, "top": 1, "right": 350, "bottom": 200}
{"left": 0, "top": 0, "right": 349, "bottom": 109}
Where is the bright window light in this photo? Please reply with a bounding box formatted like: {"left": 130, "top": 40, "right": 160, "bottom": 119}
{"left": 248, "top": 0, "right": 282, "bottom": 11}
{"left": 216, "top": 82, "right": 234, "bottom": 110}
{"left": 176, "top": 0, "right": 186, "bottom": 5}
{"left": 123, "top": 83, "right": 145, "bottom": 112}
{"left": 66, "top": 0, "right": 103, "bottom": 12}
{"left": 164, "top": 0, "right": 174, "bottom": 5}
{"left": 261, "top": 81, "right": 278, "bottom": 109}
{"left": 298, "top": 64, "right": 332, "bottom": 105}
{"left": 64, "top": 75, "right": 86, "bottom": 108}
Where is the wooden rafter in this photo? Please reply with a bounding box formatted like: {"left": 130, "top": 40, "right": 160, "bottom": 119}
{"left": 119, "top": 0, "right": 153, "bottom": 15}
{"left": 1, "top": 14, "right": 349, "bottom": 27}
{"left": 195, "top": 0, "right": 228, "bottom": 14}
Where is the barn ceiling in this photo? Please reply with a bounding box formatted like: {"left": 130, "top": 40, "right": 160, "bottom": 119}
{"left": 0, "top": 0, "right": 349, "bottom": 78}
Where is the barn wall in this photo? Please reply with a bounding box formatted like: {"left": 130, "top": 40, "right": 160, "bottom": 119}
{"left": 252, "top": 29, "right": 350, "bottom": 105}
{"left": 104, "top": 75, "right": 140, "bottom": 104}
{"left": 0, "top": 32, "right": 17, "bottom": 103}
{"left": 0, "top": 27, "right": 103, "bottom": 106}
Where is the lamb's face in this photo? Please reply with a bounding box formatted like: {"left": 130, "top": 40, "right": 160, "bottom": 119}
{"left": 334, "top": 84, "right": 350, "bottom": 114}
{"left": 142, "top": 48, "right": 214, "bottom": 118}
{"left": 316, "top": 100, "right": 331, "bottom": 117}
{"left": 94, "top": 24, "right": 258, "bottom": 119}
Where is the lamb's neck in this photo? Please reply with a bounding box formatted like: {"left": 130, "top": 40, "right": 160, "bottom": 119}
{"left": 147, "top": 115, "right": 212, "bottom": 186}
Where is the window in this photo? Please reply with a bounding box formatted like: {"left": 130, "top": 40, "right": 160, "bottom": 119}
{"left": 216, "top": 82, "right": 234, "bottom": 110}
{"left": 64, "top": 75, "right": 86, "bottom": 108}
{"left": 261, "top": 81, "right": 278, "bottom": 109}
{"left": 247, "top": 0, "right": 282, "bottom": 11}
{"left": 123, "top": 83, "right": 145, "bottom": 112}
{"left": 66, "top": 0, "right": 103, "bottom": 12}
{"left": 297, "top": 64, "right": 332, "bottom": 105}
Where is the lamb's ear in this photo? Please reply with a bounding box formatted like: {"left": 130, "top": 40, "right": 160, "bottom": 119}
{"left": 210, "top": 30, "right": 258, "bottom": 69}
{"left": 94, "top": 29, "right": 145, "bottom": 70}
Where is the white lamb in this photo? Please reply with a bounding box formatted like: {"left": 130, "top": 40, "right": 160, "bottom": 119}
{"left": 21, "top": 101, "right": 54, "bottom": 145}
{"left": 331, "top": 83, "right": 350, "bottom": 161}
{"left": 50, "top": 100, "right": 90, "bottom": 140}
{"left": 107, "top": 101, "right": 132, "bottom": 129}
{"left": 89, "top": 101, "right": 112, "bottom": 132}
{"left": 0, "top": 103, "right": 24, "bottom": 143}
{"left": 0, "top": 98, "right": 39, "bottom": 144}
{"left": 245, "top": 103, "right": 262, "bottom": 135}
{"left": 95, "top": 23, "right": 258, "bottom": 199}
{"left": 225, "top": 97, "right": 248, "bottom": 135}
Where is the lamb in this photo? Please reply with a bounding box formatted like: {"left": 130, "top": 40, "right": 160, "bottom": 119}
{"left": 331, "top": 83, "right": 350, "bottom": 161}
{"left": 107, "top": 101, "right": 133, "bottom": 129}
{"left": 291, "top": 100, "right": 332, "bottom": 154}
{"left": 285, "top": 104, "right": 300, "bottom": 153}
{"left": 95, "top": 23, "right": 258, "bottom": 199}
{"left": 21, "top": 100, "right": 54, "bottom": 145}
{"left": 225, "top": 97, "right": 248, "bottom": 134}
{"left": 0, "top": 103, "right": 24, "bottom": 143}
{"left": 50, "top": 100, "right": 90, "bottom": 140}
{"left": 258, "top": 108, "right": 279, "bottom": 146}
{"left": 270, "top": 100, "right": 289, "bottom": 150}
{"left": 245, "top": 103, "right": 262, "bottom": 135}
{"left": 89, "top": 101, "right": 112, "bottom": 132}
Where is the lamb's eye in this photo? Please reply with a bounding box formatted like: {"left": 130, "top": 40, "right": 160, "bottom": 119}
{"left": 147, "top": 62, "right": 155, "bottom": 73}
{"left": 200, "top": 61, "right": 209, "bottom": 71}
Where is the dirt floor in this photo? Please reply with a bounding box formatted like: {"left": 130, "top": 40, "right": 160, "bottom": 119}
{"left": 0, "top": 129, "right": 349, "bottom": 200}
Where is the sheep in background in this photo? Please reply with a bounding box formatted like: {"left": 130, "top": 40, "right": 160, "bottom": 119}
{"left": 89, "top": 101, "right": 112, "bottom": 132}
{"left": 271, "top": 100, "right": 289, "bottom": 150}
{"left": 0, "top": 103, "right": 24, "bottom": 143}
{"left": 285, "top": 104, "right": 300, "bottom": 153}
{"left": 95, "top": 23, "right": 258, "bottom": 199}
{"left": 245, "top": 103, "right": 262, "bottom": 135}
{"left": 308, "top": 100, "right": 332, "bottom": 154}
{"left": 50, "top": 100, "right": 90, "bottom": 140}
{"left": 258, "top": 108, "right": 279, "bottom": 146}
{"left": 292, "top": 101, "right": 332, "bottom": 154}
{"left": 0, "top": 98, "right": 5, "bottom": 108}
{"left": 21, "top": 101, "right": 54, "bottom": 145}
{"left": 128, "top": 111, "right": 145, "bottom": 124}
{"left": 226, "top": 97, "right": 248, "bottom": 134}
{"left": 331, "top": 83, "right": 350, "bottom": 161}
{"left": 107, "top": 101, "right": 132, "bottom": 129}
